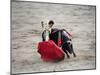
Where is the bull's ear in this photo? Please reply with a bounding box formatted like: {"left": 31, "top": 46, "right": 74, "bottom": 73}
{"left": 41, "top": 21, "right": 44, "bottom": 28}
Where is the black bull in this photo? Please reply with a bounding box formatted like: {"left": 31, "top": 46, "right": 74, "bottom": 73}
{"left": 42, "top": 28, "right": 76, "bottom": 58}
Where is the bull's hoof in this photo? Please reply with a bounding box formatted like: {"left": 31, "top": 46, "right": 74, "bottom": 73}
{"left": 73, "top": 53, "right": 76, "bottom": 57}
{"left": 67, "top": 55, "right": 70, "bottom": 59}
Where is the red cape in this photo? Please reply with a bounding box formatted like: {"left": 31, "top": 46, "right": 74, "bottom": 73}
{"left": 38, "top": 40, "right": 65, "bottom": 62}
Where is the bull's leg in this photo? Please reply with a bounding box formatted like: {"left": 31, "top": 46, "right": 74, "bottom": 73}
{"left": 70, "top": 44, "right": 76, "bottom": 57}
{"left": 62, "top": 47, "right": 70, "bottom": 58}
{"left": 66, "top": 51, "right": 70, "bottom": 58}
